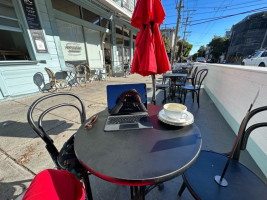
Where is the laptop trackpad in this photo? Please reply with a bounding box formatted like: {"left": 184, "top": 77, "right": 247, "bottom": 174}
{"left": 120, "top": 123, "right": 139, "bottom": 129}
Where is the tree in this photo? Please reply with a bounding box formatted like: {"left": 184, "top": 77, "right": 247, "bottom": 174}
{"left": 192, "top": 53, "right": 199, "bottom": 61}
{"left": 161, "top": 33, "right": 171, "bottom": 53}
{"left": 176, "top": 40, "right": 193, "bottom": 60}
{"left": 208, "top": 36, "right": 230, "bottom": 61}
{"left": 197, "top": 45, "right": 206, "bottom": 57}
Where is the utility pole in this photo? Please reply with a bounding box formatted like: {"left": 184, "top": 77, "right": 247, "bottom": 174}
{"left": 180, "top": 15, "right": 191, "bottom": 62}
{"left": 171, "top": 0, "right": 183, "bottom": 68}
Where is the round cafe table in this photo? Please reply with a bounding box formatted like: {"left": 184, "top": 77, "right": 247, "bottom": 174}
{"left": 74, "top": 105, "right": 202, "bottom": 199}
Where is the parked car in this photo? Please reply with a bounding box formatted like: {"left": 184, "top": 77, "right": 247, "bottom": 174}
{"left": 241, "top": 50, "right": 267, "bottom": 67}
{"left": 196, "top": 57, "right": 206, "bottom": 63}
{"left": 207, "top": 58, "right": 215, "bottom": 63}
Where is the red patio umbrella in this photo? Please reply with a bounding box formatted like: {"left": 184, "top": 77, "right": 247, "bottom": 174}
{"left": 131, "top": 0, "right": 171, "bottom": 104}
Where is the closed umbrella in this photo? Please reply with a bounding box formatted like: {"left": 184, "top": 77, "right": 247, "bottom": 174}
{"left": 131, "top": 0, "right": 171, "bottom": 104}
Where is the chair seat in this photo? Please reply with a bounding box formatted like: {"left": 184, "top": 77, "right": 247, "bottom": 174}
{"left": 181, "top": 85, "right": 198, "bottom": 90}
{"left": 57, "top": 135, "right": 84, "bottom": 173}
{"left": 156, "top": 84, "right": 169, "bottom": 89}
{"left": 186, "top": 76, "right": 192, "bottom": 79}
{"left": 183, "top": 151, "right": 267, "bottom": 200}
{"left": 175, "top": 82, "right": 185, "bottom": 86}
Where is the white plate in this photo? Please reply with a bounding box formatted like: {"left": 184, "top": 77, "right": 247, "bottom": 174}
{"left": 158, "top": 109, "right": 194, "bottom": 126}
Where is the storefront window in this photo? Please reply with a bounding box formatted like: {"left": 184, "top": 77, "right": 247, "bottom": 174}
{"left": 0, "top": 30, "right": 29, "bottom": 60}
{"left": 84, "top": 27, "right": 103, "bottom": 68}
{"left": 124, "top": 39, "right": 130, "bottom": 47}
{"left": 123, "top": 28, "right": 130, "bottom": 38}
{"left": 0, "top": 1, "right": 29, "bottom": 60}
{"left": 82, "top": 8, "right": 100, "bottom": 25}
{"left": 100, "top": 17, "right": 110, "bottom": 29}
{"left": 56, "top": 20, "right": 87, "bottom": 66}
{"left": 116, "top": 36, "right": 123, "bottom": 45}
{"left": 51, "top": 0, "right": 81, "bottom": 19}
{"left": 105, "top": 34, "right": 111, "bottom": 44}
{"left": 116, "top": 25, "right": 123, "bottom": 35}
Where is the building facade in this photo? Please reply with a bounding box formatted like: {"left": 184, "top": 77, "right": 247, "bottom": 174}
{"left": 0, "top": 0, "right": 137, "bottom": 100}
{"left": 161, "top": 28, "right": 175, "bottom": 49}
{"left": 227, "top": 11, "right": 267, "bottom": 63}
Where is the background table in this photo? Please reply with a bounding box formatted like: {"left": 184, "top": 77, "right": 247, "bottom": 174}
{"left": 163, "top": 73, "right": 188, "bottom": 100}
{"left": 74, "top": 105, "right": 202, "bottom": 199}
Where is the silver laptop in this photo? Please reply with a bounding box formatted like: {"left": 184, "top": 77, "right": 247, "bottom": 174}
{"left": 104, "top": 83, "right": 153, "bottom": 131}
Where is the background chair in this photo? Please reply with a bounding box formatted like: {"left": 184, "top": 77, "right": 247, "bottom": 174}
{"left": 75, "top": 64, "right": 87, "bottom": 86}
{"left": 84, "top": 65, "right": 93, "bottom": 83}
{"left": 45, "top": 67, "right": 68, "bottom": 92}
{"left": 33, "top": 72, "right": 51, "bottom": 92}
{"left": 156, "top": 75, "right": 170, "bottom": 104}
{"left": 174, "top": 69, "right": 188, "bottom": 102}
{"left": 178, "top": 106, "right": 267, "bottom": 200}
{"left": 181, "top": 69, "right": 208, "bottom": 108}
{"left": 27, "top": 92, "right": 93, "bottom": 200}
{"left": 186, "top": 66, "right": 198, "bottom": 83}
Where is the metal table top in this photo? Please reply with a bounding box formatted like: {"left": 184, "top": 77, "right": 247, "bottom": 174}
{"left": 74, "top": 104, "right": 202, "bottom": 186}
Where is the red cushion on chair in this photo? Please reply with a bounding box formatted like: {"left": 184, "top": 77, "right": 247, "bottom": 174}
{"left": 22, "top": 169, "right": 85, "bottom": 200}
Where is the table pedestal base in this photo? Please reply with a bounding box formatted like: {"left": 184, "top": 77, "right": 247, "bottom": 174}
{"left": 130, "top": 183, "right": 164, "bottom": 200}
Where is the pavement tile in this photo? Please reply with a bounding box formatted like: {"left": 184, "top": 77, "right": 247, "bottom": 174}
{"left": 0, "top": 152, "right": 34, "bottom": 200}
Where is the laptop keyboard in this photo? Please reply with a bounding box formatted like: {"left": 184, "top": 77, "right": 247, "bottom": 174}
{"left": 107, "top": 114, "right": 148, "bottom": 125}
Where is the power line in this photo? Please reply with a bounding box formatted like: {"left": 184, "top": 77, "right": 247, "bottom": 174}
{"left": 162, "top": 7, "right": 267, "bottom": 26}
{"left": 164, "top": 0, "right": 265, "bottom": 9}
{"left": 190, "top": 7, "right": 267, "bottom": 25}
{"left": 165, "top": 2, "right": 267, "bottom": 17}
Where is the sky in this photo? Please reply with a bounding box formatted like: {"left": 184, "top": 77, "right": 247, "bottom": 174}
{"left": 161, "top": 0, "right": 267, "bottom": 55}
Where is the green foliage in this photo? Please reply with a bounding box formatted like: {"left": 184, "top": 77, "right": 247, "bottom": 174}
{"left": 192, "top": 53, "right": 199, "bottom": 61}
{"left": 161, "top": 33, "right": 171, "bottom": 53}
{"left": 208, "top": 36, "right": 230, "bottom": 60}
{"left": 176, "top": 40, "right": 193, "bottom": 60}
{"left": 197, "top": 45, "right": 206, "bottom": 57}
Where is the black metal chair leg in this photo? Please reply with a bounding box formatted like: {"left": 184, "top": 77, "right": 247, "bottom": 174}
{"left": 140, "top": 186, "right": 146, "bottom": 200}
{"left": 197, "top": 91, "right": 200, "bottom": 108}
{"left": 183, "top": 90, "right": 187, "bottom": 104}
{"left": 178, "top": 182, "right": 186, "bottom": 197}
{"left": 82, "top": 171, "right": 93, "bottom": 200}
{"left": 192, "top": 91, "right": 194, "bottom": 102}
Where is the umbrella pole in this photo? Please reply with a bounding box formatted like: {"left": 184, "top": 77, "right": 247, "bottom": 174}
{"left": 151, "top": 74, "right": 156, "bottom": 105}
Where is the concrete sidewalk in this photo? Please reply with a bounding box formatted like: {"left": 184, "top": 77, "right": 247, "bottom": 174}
{"left": 0, "top": 74, "right": 156, "bottom": 200}
{"left": 1, "top": 74, "right": 266, "bottom": 200}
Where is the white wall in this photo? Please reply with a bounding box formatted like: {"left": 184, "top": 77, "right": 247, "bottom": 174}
{"left": 199, "top": 63, "right": 267, "bottom": 177}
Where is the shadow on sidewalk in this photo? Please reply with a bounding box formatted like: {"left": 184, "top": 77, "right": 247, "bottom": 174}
{"left": 0, "top": 120, "right": 74, "bottom": 138}
{"left": 0, "top": 179, "right": 32, "bottom": 200}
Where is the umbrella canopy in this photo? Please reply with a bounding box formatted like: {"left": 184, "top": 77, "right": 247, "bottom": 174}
{"left": 131, "top": 0, "right": 171, "bottom": 103}
{"left": 131, "top": 0, "right": 170, "bottom": 76}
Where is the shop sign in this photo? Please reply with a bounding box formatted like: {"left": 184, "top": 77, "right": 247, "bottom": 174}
{"left": 21, "top": 0, "right": 48, "bottom": 53}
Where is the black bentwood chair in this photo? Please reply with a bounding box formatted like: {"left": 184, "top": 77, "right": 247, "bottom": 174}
{"left": 186, "top": 66, "right": 198, "bottom": 83}
{"left": 27, "top": 92, "right": 93, "bottom": 200}
{"left": 156, "top": 75, "right": 170, "bottom": 104}
{"left": 181, "top": 69, "right": 208, "bottom": 108}
{"left": 178, "top": 106, "right": 267, "bottom": 200}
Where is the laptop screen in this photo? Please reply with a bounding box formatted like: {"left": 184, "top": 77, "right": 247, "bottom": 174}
{"left": 107, "top": 83, "right": 148, "bottom": 115}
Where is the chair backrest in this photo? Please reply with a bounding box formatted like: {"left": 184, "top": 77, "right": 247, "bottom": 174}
{"left": 84, "top": 65, "right": 91, "bottom": 78}
{"left": 27, "top": 92, "right": 86, "bottom": 168}
{"left": 191, "top": 66, "right": 198, "bottom": 79}
{"left": 233, "top": 106, "right": 267, "bottom": 160}
{"left": 75, "top": 64, "right": 86, "bottom": 74}
{"left": 188, "top": 65, "right": 194, "bottom": 76}
{"left": 177, "top": 68, "right": 188, "bottom": 74}
{"left": 33, "top": 72, "right": 46, "bottom": 92}
{"left": 45, "top": 67, "right": 56, "bottom": 87}
{"left": 193, "top": 68, "right": 208, "bottom": 88}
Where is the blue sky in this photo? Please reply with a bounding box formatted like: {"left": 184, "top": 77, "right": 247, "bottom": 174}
{"left": 161, "top": 0, "right": 267, "bottom": 55}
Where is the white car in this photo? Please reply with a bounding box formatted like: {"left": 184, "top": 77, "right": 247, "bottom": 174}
{"left": 241, "top": 50, "right": 267, "bottom": 67}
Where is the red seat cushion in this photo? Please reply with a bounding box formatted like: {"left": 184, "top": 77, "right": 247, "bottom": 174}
{"left": 22, "top": 169, "right": 85, "bottom": 200}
